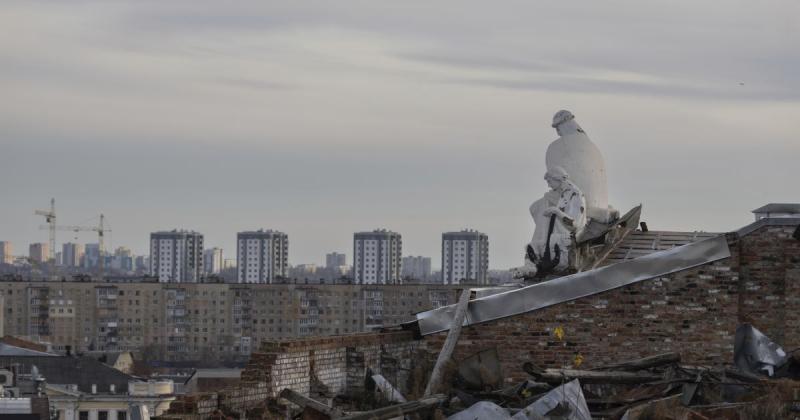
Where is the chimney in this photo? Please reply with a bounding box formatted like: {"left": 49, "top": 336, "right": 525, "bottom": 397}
{"left": 91, "top": 384, "right": 97, "bottom": 394}
{"left": 110, "top": 384, "right": 115, "bottom": 394}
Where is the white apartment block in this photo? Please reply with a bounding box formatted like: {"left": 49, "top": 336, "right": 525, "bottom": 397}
{"left": 237, "top": 230, "right": 288, "bottom": 283}
{"left": 204, "top": 247, "right": 224, "bottom": 274}
{"left": 149, "top": 230, "right": 204, "bottom": 283}
{"left": 353, "top": 229, "right": 402, "bottom": 285}
{"left": 62, "top": 242, "right": 85, "bottom": 267}
{"left": 442, "top": 230, "right": 489, "bottom": 285}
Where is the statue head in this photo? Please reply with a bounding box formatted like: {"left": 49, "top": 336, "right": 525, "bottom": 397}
{"left": 544, "top": 166, "right": 569, "bottom": 190}
{"left": 551, "top": 110, "right": 584, "bottom": 136}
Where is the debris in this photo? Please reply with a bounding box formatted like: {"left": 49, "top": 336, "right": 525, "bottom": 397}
{"left": 523, "top": 364, "right": 663, "bottom": 384}
{"left": 446, "top": 401, "right": 513, "bottom": 420}
{"left": 592, "top": 352, "right": 680, "bottom": 372}
{"left": 456, "top": 347, "right": 503, "bottom": 391}
{"left": 279, "top": 388, "right": 344, "bottom": 418}
{"left": 734, "top": 323, "right": 788, "bottom": 377}
{"left": 370, "top": 374, "right": 407, "bottom": 403}
{"left": 621, "top": 395, "right": 709, "bottom": 420}
{"left": 275, "top": 324, "right": 800, "bottom": 419}
{"left": 339, "top": 394, "right": 447, "bottom": 420}
{"left": 511, "top": 379, "right": 590, "bottom": 420}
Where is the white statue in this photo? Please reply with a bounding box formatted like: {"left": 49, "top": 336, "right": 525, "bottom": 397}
{"left": 547, "top": 110, "right": 615, "bottom": 223}
{"left": 513, "top": 167, "right": 587, "bottom": 278}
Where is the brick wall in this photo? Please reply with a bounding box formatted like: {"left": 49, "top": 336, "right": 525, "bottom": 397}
{"left": 242, "top": 331, "right": 421, "bottom": 399}
{"left": 425, "top": 224, "right": 800, "bottom": 384}
{"left": 159, "top": 382, "right": 271, "bottom": 419}
{"left": 737, "top": 225, "right": 800, "bottom": 347}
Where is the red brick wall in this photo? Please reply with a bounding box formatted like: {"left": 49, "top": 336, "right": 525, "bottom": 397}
{"left": 425, "top": 224, "right": 800, "bottom": 384}
{"left": 737, "top": 225, "right": 800, "bottom": 347}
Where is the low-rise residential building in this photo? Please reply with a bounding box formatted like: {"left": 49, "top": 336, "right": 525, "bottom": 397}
{"left": 0, "top": 343, "right": 175, "bottom": 420}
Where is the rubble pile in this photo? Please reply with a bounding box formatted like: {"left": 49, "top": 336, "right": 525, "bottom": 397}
{"left": 274, "top": 323, "right": 800, "bottom": 420}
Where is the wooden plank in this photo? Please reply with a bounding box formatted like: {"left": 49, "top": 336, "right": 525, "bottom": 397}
{"left": 593, "top": 352, "right": 680, "bottom": 371}
{"left": 523, "top": 364, "right": 662, "bottom": 384}
{"left": 423, "top": 288, "right": 471, "bottom": 397}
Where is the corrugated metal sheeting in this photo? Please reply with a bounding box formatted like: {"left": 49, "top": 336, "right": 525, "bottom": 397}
{"left": 416, "top": 235, "right": 731, "bottom": 336}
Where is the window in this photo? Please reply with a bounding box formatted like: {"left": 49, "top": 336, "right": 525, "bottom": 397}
{"left": 79, "top": 412, "right": 89, "bottom": 420}
{"left": 99, "top": 411, "right": 109, "bottom": 420}
{"left": 118, "top": 411, "right": 127, "bottom": 420}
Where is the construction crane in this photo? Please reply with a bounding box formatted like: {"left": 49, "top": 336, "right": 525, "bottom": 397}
{"left": 34, "top": 198, "right": 56, "bottom": 264}
{"left": 40, "top": 214, "right": 112, "bottom": 279}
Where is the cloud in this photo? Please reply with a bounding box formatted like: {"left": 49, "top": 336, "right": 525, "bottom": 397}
{"left": 1, "top": 0, "right": 799, "bottom": 269}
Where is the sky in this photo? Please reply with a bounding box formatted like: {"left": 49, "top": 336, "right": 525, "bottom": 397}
{"left": 1, "top": 1, "right": 799, "bottom": 270}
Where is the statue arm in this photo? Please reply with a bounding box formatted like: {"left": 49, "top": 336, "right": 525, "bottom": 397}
{"left": 553, "top": 189, "right": 585, "bottom": 231}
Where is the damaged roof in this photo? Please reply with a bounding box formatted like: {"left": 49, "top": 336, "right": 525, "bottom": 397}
{"left": 752, "top": 203, "right": 800, "bottom": 214}
{"left": 601, "top": 230, "right": 718, "bottom": 266}
{"left": 414, "top": 235, "right": 731, "bottom": 336}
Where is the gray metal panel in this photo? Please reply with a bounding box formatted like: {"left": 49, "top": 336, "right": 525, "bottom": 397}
{"left": 416, "top": 235, "right": 730, "bottom": 336}
{"left": 751, "top": 203, "right": 800, "bottom": 214}
{"left": 736, "top": 217, "right": 800, "bottom": 237}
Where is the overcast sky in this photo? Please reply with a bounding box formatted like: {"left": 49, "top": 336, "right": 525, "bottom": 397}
{"left": 1, "top": 1, "right": 798, "bottom": 269}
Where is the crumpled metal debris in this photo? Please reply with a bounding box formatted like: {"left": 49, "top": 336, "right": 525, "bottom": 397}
{"left": 511, "top": 379, "right": 591, "bottom": 420}
{"left": 734, "top": 323, "right": 788, "bottom": 377}
{"left": 447, "top": 401, "right": 512, "bottom": 420}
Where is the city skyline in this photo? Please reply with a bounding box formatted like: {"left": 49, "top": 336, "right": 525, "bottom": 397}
{"left": 0, "top": 202, "right": 781, "bottom": 271}
{"left": 1, "top": 1, "right": 798, "bottom": 269}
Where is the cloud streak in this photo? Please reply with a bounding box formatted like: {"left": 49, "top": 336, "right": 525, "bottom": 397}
{"left": 1, "top": 0, "right": 799, "bottom": 269}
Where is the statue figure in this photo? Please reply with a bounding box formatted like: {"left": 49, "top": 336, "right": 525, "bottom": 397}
{"left": 547, "top": 110, "right": 616, "bottom": 223}
{"left": 513, "top": 166, "right": 587, "bottom": 278}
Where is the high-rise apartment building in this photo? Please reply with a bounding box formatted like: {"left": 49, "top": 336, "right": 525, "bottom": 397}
{"left": 135, "top": 255, "right": 150, "bottom": 273}
{"left": 237, "top": 230, "right": 288, "bottom": 283}
{"left": 83, "top": 243, "right": 100, "bottom": 269}
{"left": 402, "top": 256, "right": 432, "bottom": 281}
{"left": 62, "top": 242, "right": 85, "bottom": 267}
{"left": 111, "top": 247, "right": 134, "bottom": 271}
{"left": 149, "top": 230, "right": 204, "bottom": 283}
{"left": 29, "top": 243, "right": 50, "bottom": 263}
{"left": 204, "top": 248, "right": 224, "bottom": 275}
{"left": 442, "top": 230, "right": 489, "bottom": 285}
{"left": 326, "top": 252, "right": 346, "bottom": 268}
{"left": 0, "top": 241, "right": 12, "bottom": 264}
{"left": 353, "top": 229, "right": 402, "bottom": 284}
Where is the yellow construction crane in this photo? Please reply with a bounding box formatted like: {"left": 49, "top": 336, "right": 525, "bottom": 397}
{"left": 40, "top": 214, "right": 111, "bottom": 279}
{"left": 34, "top": 198, "right": 56, "bottom": 264}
